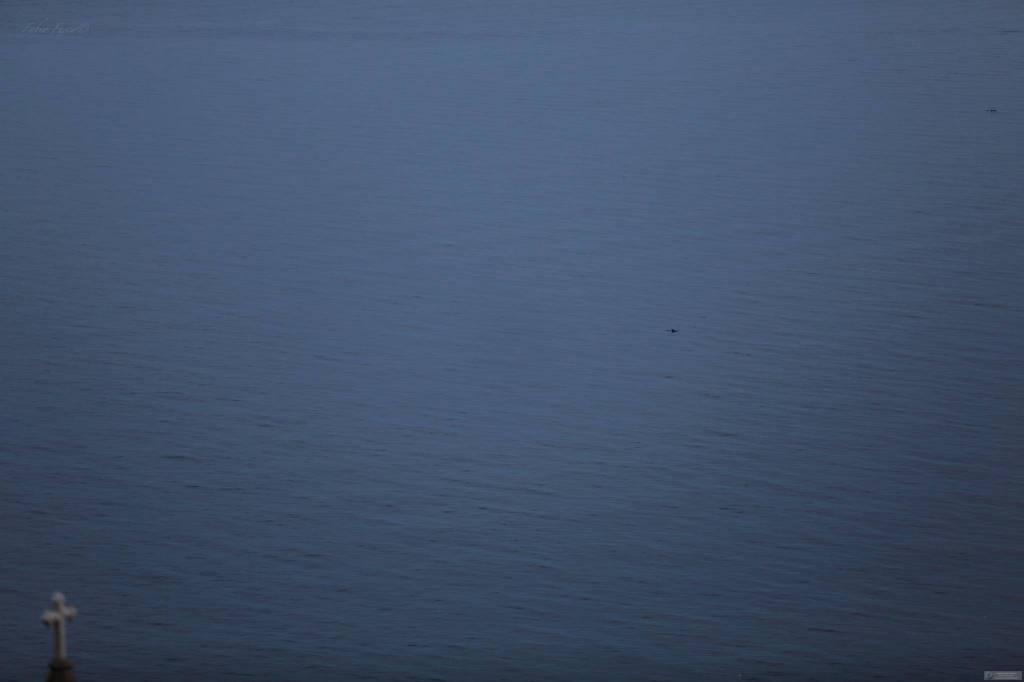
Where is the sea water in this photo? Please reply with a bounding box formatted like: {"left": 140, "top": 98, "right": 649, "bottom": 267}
{"left": 2, "top": 1, "right": 1023, "bottom": 679}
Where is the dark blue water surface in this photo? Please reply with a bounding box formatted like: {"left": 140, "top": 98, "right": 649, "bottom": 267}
{"left": 2, "top": 2, "right": 1023, "bottom": 680}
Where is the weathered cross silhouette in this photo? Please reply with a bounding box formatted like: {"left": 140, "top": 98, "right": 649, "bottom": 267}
{"left": 41, "top": 592, "right": 77, "bottom": 661}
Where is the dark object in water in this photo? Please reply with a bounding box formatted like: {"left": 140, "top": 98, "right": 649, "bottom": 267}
{"left": 666, "top": 328, "right": 679, "bottom": 333}
{"left": 47, "top": 658, "right": 76, "bottom": 682}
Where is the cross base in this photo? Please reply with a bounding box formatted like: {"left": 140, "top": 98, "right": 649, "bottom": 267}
{"left": 46, "top": 658, "right": 76, "bottom": 682}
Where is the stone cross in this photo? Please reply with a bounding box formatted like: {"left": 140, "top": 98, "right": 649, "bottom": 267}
{"left": 41, "top": 592, "right": 77, "bottom": 661}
